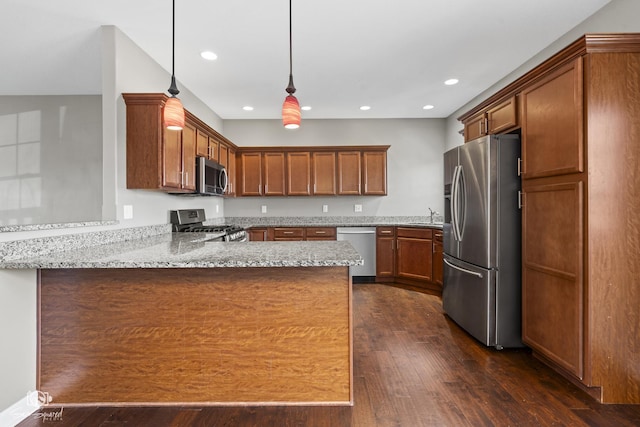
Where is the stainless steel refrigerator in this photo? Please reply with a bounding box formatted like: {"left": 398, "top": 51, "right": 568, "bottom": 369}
{"left": 442, "top": 134, "right": 522, "bottom": 349}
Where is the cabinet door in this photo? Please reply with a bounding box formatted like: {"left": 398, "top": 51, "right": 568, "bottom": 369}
{"left": 248, "top": 228, "right": 267, "bottom": 241}
{"left": 487, "top": 96, "right": 518, "bottom": 134}
{"left": 396, "top": 236, "right": 433, "bottom": 282}
{"left": 521, "top": 180, "right": 584, "bottom": 379}
{"left": 287, "top": 152, "right": 311, "bottom": 196}
{"left": 376, "top": 227, "right": 395, "bottom": 280}
{"left": 337, "top": 151, "right": 361, "bottom": 195}
{"left": 181, "top": 123, "right": 196, "bottom": 190}
{"left": 463, "top": 112, "right": 487, "bottom": 142}
{"left": 219, "top": 143, "right": 229, "bottom": 168}
{"left": 264, "top": 152, "right": 286, "bottom": 196}
{"left": 312, "top": 152, "right": 336, "bottom": 195}
{"left": 162, "top": 128, "right": 182, "bottom": 189}
{"left": 239, "top": 152, "right": 263, "bottom": 196}
{"left": 521, "top": 58, "right": 584, "bottom": 179}
{"left": 227, "top": 147, "right": 236, "bottom": 196}
{"left": 432, "top": 231, "right": 443, "bottom": 289}
{"left": 196, "top": 129, "right": 209, "bottom": 158}
{"left": 208, "top": 136, "right": 219, "bottom": 161}
{"left": 363, "top": 151, "right": 387, "bottom": 195}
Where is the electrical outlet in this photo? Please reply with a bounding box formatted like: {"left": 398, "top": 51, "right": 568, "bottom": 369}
{"left": 123, "top": 205, "right": 133, "bottom": 219}
{"left": 322, "top": 204, "right": 329, "bottom": 213}
{"left": 215, "top": 204, "right": 219, "bottom": 213}
{"left": 354, "top": 204, "right": 363, "bottom": 213}
{"left": 261, "top": 205, "right": 267, "bottom": 213}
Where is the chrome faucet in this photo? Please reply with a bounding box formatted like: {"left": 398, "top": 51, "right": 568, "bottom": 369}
{"left": 428, "top": 207, "right": 439, "bottom": 224}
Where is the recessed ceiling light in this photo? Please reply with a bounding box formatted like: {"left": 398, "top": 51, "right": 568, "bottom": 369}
{"left": 423, "top": 105, "right": 435, "bottom": 110}
{"left": 301, "top": 106, "right": 312, "bottom": 111}
{"left": 242, "top": 106, "right": 254, "bottom": 111}
{"left": 200, "top": 51, "right": 218, "bottom": 61}
{"left": 360, "top": 106, "right": 371, "bottom": 111}
{"left": 444, "top": 78, "right": 459, "bottom": 86}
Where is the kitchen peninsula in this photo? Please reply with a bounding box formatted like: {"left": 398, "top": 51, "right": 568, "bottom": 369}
{"left": 3, "top": 233, "right": 362, "bottom": 406}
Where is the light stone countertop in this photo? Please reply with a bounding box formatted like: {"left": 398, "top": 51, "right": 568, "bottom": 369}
{"left": 0, "top": 232, "right": 363, "bottom": 269}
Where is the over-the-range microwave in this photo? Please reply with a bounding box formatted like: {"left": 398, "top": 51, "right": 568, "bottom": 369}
{"left": 196, "top": 156, "right": 227, "bottom": 196}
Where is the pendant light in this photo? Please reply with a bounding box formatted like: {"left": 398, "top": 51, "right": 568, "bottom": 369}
{"left": 164, "top": 0, "right": 185, "bottom": 130}
{"left": 282, "top": 0, "right": 301, "bottom": 129}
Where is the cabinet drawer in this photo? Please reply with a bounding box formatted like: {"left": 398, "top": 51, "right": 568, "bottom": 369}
{"left": 397, "top": 227, "right": 432, "bottom": 239}
{"left": 273, "top": 227, "right": 305, "bottom": 238}
{"left": 377, "top": 226, "right": 395, "bottom": 237}
{"left": 434, "top": 231, "right": 443, "bottom": 242}
{"left": 305, "top": 227, "right": 336, "bottom": 239}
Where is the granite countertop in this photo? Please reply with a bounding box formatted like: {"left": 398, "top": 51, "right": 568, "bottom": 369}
{"left": 0, "top": 232, "right": 363, "bottom": 269}
{"left": 225, "top": 216, "right": 444, "bottom": 229}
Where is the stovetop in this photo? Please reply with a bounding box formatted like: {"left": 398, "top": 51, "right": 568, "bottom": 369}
{"left": 170, "top": 209, "right": 246, "bottom": 242}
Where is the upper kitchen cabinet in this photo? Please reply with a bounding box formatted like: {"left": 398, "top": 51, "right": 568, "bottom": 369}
{"left": 238, "top": 151, "right": 263, "bottom": 196}
{"left": 236, "top": 146, "right": 388, "bottom": 197}
{"left": 287, "top": 152, "right": 312, "bottom": 196}
{"left": 312, "top": 152, "right": 336, "bottom": 195}
{"left": 461, "top": 96, "right": 518, "bottom": 142}
{"left": 337, "top": 151, "right": 361, "bottom": 195}
{"left": 123, "top": 93, "right": 238, "bottom": 194}
{"left": 124, "top": 93, "right": 195, "bottom": 192}
{"left": 218, "top": 141, "right": 236, "bottom": 196}
{"left": 457, "top": 33, "right": 640, "bottom": 404}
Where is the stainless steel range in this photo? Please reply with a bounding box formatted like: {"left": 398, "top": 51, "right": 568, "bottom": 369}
{"left": 170, "top": 209, "right": 247, "bottom": 242}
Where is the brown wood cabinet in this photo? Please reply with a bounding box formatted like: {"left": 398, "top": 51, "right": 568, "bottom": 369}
{"left": 263, "top": 227, "right": 336, "bottom": 241}
{"left": 238, "top": 152, "right": 263, "bottom": 196}
{"left": 208, "top": 136, "right": 219, "bottom": 161}
{"left": 248, "top": 227, "right": 267, "bottom": 241}
{"left": 337, "top": 151, "right": 362, "bottom": 195}
{"left": 362, "top": 151, "right": 387, "bottom": 195}
{"left": 312, "top": 152, "right": 336, "bottom": 195}
{"left": 236, "top": 146, "right": 388, "bottom": 198}
{"left": 287, "top": 152, "right": 311, "bottom": 196}
{"left": 226, "top": 146, "right": 236, "bottom": 196}
{"left": 432, "top": 231, "right": 443, "bottom": 289}
{"left": 375, "top": 227, "right": 396, "bottom": 281}
{"left": 396, "top": 227, "right": 433, "bottom": 285}
{"left": 375, "top": 226, "right": 441, "bottom": 294}
{"left": 462, "top": 96, "right": 518, "bottom": 142}
{"left": 123, "top": 93, "right": 237, "bottom": 194}
{"left": 458, "top": 34, "right": 640, "bottom": 404}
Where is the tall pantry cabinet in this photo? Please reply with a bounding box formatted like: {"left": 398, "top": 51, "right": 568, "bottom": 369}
{"left": 459, "top": 34, "right": 640, "bottom": 404}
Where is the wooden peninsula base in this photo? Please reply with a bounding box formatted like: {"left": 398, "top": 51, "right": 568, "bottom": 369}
{"left": 37, "top": 267, "right": 353, "bottom": 406}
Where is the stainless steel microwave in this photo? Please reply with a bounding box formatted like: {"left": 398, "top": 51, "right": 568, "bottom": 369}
{"left": 196, "top": 157, "right": 227, "bottom": 196}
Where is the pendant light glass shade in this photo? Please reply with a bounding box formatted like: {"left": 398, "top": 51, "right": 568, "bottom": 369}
{"left": 164, "top": 96, "right": 185, "bottom": 130}
{"left": 164, "top": 0, "right": 184, "bottom": 130}
{"left": 282, "top": 95, "right": 301, "bottom": 129}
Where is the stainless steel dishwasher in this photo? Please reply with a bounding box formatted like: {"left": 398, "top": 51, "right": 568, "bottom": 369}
{"left": 336, "top": 227, "right": 376, "bottom": 282}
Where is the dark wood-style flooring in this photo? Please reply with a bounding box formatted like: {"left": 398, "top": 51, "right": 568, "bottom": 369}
{"left": 18, "top": 283, "right": 640, "bottom": 427}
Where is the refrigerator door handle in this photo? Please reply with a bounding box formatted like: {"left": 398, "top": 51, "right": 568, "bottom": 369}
{"left": 452, "top": 165, "right": 463, "bottom": 242}
{"left": 444, "top": 258, "right": 483, "bottom": 278}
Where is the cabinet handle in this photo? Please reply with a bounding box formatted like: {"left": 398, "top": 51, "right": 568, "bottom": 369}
{"left": 381, "top": 230, "right": 391, "bottom": 234}
{"left": 517, "top": 158, "right": 522, "bottom": 176}
{"left": 315, "top": 231, "right": 326, "bottom": 234}
{"left": 283, "top": 231, "right": 294, "bottom": 235}
{"left": 479, "top": 120, "right": 483, "bottom": 135}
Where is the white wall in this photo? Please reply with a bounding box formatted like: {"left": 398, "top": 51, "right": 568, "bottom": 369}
{"left": 223, "top": 118, "right": 446, "bottom": 217}
{"left": 0, "top": 270, "right": 36, "bottom": 412}
{"left": 445, "top": 0, "right": 640, "bottom": 149}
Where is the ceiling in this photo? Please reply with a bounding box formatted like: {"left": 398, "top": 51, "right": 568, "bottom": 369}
{"left": 4, "top": 0, "right": 610, "bottom": 120}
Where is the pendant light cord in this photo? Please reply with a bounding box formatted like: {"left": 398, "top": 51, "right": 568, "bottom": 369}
{"left": 286, "top": 0, "right": 296, "bottom": 95}
{"left": 168, "top": 0, "right": 179, "bottom": 96}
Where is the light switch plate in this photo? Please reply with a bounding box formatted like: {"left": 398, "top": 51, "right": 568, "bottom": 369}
{"left": 261, "top": 205, "right": 267, "bottom": 213}
{"left": 322, "top": 204, "right": 329, "bottom": 213}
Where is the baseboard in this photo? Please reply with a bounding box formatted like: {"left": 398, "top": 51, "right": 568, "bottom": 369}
{"left": 352, "top": 276, "right": 376, "bottom": 284}
{"left": 0, "top": 394, "right": 40, "bottom": 427}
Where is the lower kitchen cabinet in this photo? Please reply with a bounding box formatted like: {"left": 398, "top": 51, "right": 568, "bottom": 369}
{"left": 258, "top": 227, "right": 337, "bottom": 242}
{"left": 375, "top": 227, "right": 396, "bottom": 281}
{"left": 432, "top": 230, "right": 443, "bottom": 289}
{"left": 247, "top": 228, "right": 268, "bottom": 241}
{"left": 396, "top": 227, "right": 433, "bottom": 284}
{"left": 375, "top": 226, "right": 440, "bottom": 294}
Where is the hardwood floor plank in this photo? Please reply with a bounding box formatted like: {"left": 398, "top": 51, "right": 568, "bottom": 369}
{"left": 17, "top": 283, "right": 640, "bottom": 427}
